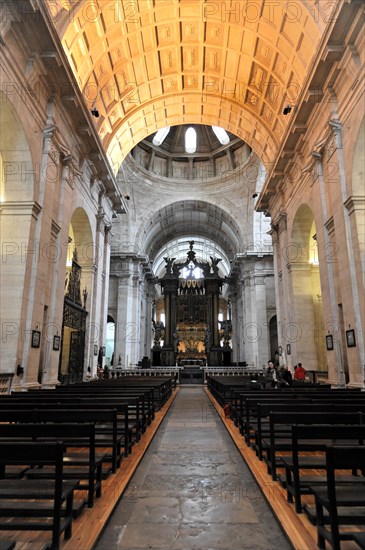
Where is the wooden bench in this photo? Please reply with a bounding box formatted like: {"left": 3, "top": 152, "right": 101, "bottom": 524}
{"left": 0, "top": 422, "right": 105, "bottom": 508}
{"left": 0, "top": 441, "right": 77, "bottom": 550}
{"left": 1, "top": 394, "right": 141, "bottom": 444}
{"left": 237, "top": 391, "right": 365, "bottom": 441}
{"left": 351, "top": 532, "right": 365, "bottom": 549}
{"left": 309, "top": 445, "right": 365, "bottom": 550}
{"left": 264, "top": 411, "right": 364, "bottom": 480}
{"left": 0, "top": 408, "right": 122, "bottom": 474}
{"left": 254, "top": 403, "right": 365, "bottom": 461}
{"left": 281, "top": 424, "right": 365, "bottom": 513}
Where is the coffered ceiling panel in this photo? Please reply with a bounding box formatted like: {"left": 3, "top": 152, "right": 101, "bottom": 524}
{"left": 47, "top": 0, "right": 323, "bottom": 174}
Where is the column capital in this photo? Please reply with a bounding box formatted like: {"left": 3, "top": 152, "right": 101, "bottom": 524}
{"left": 328, "top": 119, "right": 343, "bottom": 149}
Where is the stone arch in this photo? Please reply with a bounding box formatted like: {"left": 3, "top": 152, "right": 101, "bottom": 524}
{"left": 67, "top": 207, "right": 95, "bottom": 267}
{"left": 46, "top": 0, "right": 323, "bottom": 173}
{"left": 0, "top": 91, "right": 36, "bottom": 374}
{"left": 59, "top": 207, "right": 95, "bottom": 382}
{"left": 0, "top": 91, "right": 35, "bottom": 202}
{"left": 288, "top": 204, "right": 325, "bottom": 371}
{"left": 136, "top": 200, "right": 242, "bottom": 262}
{"left": 269, "top": 314, "right": 279, "bottom": 363}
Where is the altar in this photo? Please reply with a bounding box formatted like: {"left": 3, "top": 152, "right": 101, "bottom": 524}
{"left": 179, "top": 359, "right": 204, "bottom": 367}
{"left": 179, "top": 364, "right": 204, "bottom": 384}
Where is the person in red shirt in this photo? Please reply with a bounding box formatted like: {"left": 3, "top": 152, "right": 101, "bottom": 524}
{"left": 293, "top": 363, "right": 306, "bottom": 380}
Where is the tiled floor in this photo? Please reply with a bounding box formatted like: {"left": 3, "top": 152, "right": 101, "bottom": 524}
{"left": 95, "top": 387, "right": 291, "bottom": 550}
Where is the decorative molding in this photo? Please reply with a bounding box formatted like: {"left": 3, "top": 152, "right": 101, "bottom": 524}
{"left": 324, "top": 216, "right": 335, "bottom": 235}
{"left": 0, "top": 201, "right": 42, "bottom": 219}
{"left": 287, "top": 262, "right": 312, "bottom": 272}
{"left": 51, "top": 219, "right": 61, "bottom": 237}
{"left": 344, "top": 196, "right": 365, "bottom": 215}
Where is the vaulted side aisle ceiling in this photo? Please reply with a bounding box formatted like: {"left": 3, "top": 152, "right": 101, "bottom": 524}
{"left": 46, "top": 0, "right": 323, "bottom": 173}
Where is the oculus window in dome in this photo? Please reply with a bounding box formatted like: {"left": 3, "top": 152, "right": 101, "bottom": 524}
{"left": 130, "top": 124, "right": 252, "bottom": 182}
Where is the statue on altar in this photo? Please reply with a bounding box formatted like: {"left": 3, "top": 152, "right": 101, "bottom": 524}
{"left": 219, "top": 320, "right": 232, "bottom": 347}
{"left": 210, "top": 256, "right": 222, "bottom": 275}
{"left": 152, "top": 319, "right": 165, "bottom": 346}
{"left": 172, "top": 332, "right": 181, "bottom": 353}
{"left": 205, "top": 328, "right": 212, "bottom": 351}
{"left": 163, "top": 257, "right": 176, "bottom": 275}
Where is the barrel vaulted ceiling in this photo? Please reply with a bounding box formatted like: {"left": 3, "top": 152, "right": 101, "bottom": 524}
{"left": 47, "top": 0, "right": 324, "bottom": 174}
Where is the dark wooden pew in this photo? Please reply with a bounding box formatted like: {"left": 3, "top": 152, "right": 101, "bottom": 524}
{"left": 254, "top": 402, "right": 365, "bottom": 460}
{"left": 240, "top": 393, "right": 365, "bottom": 444}
{"left": 309, "top": 445, "right": 365, "bottom": 550}
{"left": 265, "top": 411, "right": 364, "bottom": 480}
{"left": 351, "top": 532, "right": 365, "bottom": 549}
{"left": 0, "top": 423, "right": 105, "bottom": 508}
{"left": 0, "top": 442, "right": 77, "bottom": 550}
{"left": 0, "top": 409, "right": 122, "bottom": 474}
{"left": 281, "top": 424, "right": 365, "bottom": 512}
{"left": 0, "top": 401, "right": 133, "bottom": 458}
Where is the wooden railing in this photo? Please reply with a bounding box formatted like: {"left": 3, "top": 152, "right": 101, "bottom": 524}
{"left": 0, "top": 373, "right": 14, "bottom": 394}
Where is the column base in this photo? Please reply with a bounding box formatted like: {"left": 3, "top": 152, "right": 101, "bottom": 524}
{"left": 11, "top": 381, "right": 41, "bottom": 392}
{"left": 41, "top": 378, "right": 61, "bottom": 389}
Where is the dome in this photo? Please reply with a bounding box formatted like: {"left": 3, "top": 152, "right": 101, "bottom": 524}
{"left": 130, "top": 124, "right": 252, "bottom": 181}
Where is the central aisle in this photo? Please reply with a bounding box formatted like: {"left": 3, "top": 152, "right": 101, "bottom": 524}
{"left": 95, "top": 387, "right": 290, "bottom": 550}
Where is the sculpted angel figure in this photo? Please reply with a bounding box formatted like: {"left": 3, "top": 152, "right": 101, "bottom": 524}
{"left": 163, "top": 257, "right": 176, "bottom": 274}
{"left": 210, "top": 256, "right": 222, "bottom": 274}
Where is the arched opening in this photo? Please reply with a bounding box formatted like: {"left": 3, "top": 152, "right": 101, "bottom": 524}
{"left": 59, "top": 209, "right": 94, "bottom": 383}
{"left": 0, "top": 91, "right": 35, "bottom": 375}
{"left": 269, "top": 315, "right": 279, "bottom": 363}
{"left": 106, "top": 315, "right": 115, "bottom": 367}
{"left": 290, "top": 205, "right": 326, "bottom": 372}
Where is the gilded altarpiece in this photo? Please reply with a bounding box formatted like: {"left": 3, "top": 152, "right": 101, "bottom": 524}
{"left": 158, "top": 241, "right": 230, "bottom": 366}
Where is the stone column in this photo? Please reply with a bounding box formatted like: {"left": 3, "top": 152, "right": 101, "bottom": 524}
{"left": 230, "top": 291, "right": 239, "bottom": 363}
{"left": 114, "top": 259, "right": 142, "bottom": 367}
{"left": 143, "top": 287, "right": 154, "bottom": 359}
{"left": 274, "top": 212, "right": 297, "bottom": 367}
{"left": 241, "top": 273, "right": 269, "bottom": 370}
{"left": 40, "top": 156, "right": 74, "bottom": 388}
{"left": 327, "top": 121, "right": 364, "bottom": 386}
{"left": 312, "top": 152, "right": 344, "bottom": 386}
{"left": 205, "top": 279, "right": 222, "bottom": 365}
{"left": 18, "top": 122, "right": 60, "bottom": 389}
{"left": 160, "top": 279, "right": 178, "bottom": 365}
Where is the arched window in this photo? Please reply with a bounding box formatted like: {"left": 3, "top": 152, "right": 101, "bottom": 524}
{"left": 185, "top": 127, "right": 197, "bottom": 153}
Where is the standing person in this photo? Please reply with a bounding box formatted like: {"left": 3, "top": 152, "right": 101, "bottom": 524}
{"left": 293, "top": 363, "right": 306, "bottom": 380}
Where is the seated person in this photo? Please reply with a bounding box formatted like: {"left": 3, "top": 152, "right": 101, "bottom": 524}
{"left": 293, "top": 363, "right": 306, "bottom": 380}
